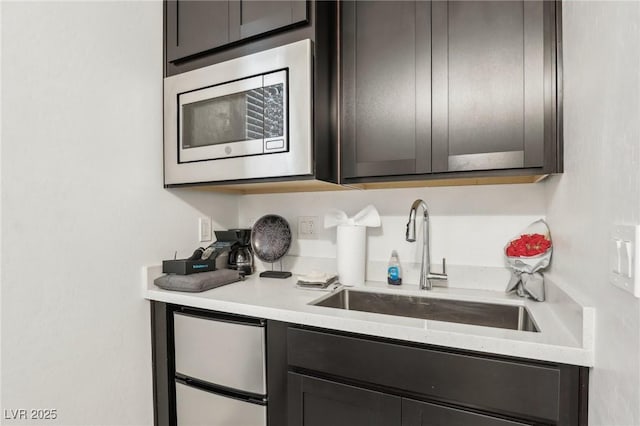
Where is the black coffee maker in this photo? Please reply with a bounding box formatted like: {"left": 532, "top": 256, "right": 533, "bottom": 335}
{"left": 226, "top": 228, "right": 254, "bottom": 275}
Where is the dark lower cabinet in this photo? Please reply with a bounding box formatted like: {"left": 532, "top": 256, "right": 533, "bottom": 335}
{"left": 287, "top": 373, "right": 531, "bottom": 426}
{"left": 287, "top": 326, "right": 588, "bottom": 426}
{"left": 402, "top": 398, "right": 531, "bottom": 426}
{"left": 288, "top": 373, "right": 401, "bottom": 426}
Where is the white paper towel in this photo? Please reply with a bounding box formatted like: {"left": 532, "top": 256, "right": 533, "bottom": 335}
{"left": 325, "top": 205, "right": 381, "bottom": 228}
{"left": 336, "top": 225, "right": 366, "bottom": 286}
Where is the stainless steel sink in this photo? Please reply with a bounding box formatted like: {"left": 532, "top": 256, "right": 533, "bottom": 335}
{"left": 311, "top": 289, "right": 539, "bottom": 332}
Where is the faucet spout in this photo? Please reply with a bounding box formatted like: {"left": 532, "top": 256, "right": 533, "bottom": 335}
{"left": 405, "top": 199, "right": 447, "bottom": 290}
{"left": 405, "top": 199, "right": 427, "bottom": 242}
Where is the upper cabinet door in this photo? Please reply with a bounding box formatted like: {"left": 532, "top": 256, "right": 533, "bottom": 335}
{"left": 166, "top": 1, "right": 231, "bottom": 62}
{"left": 166, "top": 1, "right": 308, "bottom": 64}
{"left": 432, "top": 0, "right": 556, "bottom": 173}
{"left": 341, "top": 1, "right": 432, "bottom": 179}
{"left": 229, "top": 1, "right": 309, "bottom": 41}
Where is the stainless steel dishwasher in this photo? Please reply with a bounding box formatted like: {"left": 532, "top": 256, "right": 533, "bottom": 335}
{"left": 173, "top": 309, "right": 267, "bottom": 426}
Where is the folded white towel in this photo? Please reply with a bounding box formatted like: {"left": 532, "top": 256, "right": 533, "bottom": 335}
{"left": 297, "top": 271, "right": 338, "bottom": 285}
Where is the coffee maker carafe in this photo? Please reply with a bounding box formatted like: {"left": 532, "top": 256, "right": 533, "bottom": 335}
{"left": 227, "top": 229, "right": 254, "bottom": 275}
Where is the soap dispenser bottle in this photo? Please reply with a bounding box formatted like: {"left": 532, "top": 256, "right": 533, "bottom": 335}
{"left": 387, "top": 250, "right": 402, "bottom": 285}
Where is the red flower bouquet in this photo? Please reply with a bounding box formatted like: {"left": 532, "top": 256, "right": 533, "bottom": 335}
{"left": 505, "top": 220, "right": 552, "bottom": 301}
{"left": 506, "top": 233, "right": 552, "bottom": 257}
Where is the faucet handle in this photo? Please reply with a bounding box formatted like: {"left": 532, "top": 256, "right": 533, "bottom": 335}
{"left": 428, "top": 258, "right": 448, "bottom": 281}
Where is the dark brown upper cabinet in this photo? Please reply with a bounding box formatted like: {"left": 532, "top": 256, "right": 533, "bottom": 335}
{"left": 340, "top": 0, "right": 562, "bottom": 184}
{"left": 166, "top": 0, "right": 309, "bottom": 64}
{"left": 431, "top": 1, "right": 559, "bottom": 174}
{"left": 233, "top": 1, "right": 308, "bottom": 41}
{"left": 165, "top": 1, "right": 231, "bottom": 63}
{"left": 341, "top": 1, "right": 432, "bottom": 179}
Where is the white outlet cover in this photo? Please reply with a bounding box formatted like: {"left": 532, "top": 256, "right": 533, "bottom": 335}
{"left": 610, "top": 224, "right": 640, "bottom": 298}
{"left": 298, "top": 216, "right": 319, "bottom": 240}
{"left": 199, "top": 217, "right": 212, "bottom": 242}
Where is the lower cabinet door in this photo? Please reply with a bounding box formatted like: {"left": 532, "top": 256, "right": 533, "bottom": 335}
{"left": 288, "top": 373, "right": 401, "bottom": 426}
{"left": 175, "top": 382, "right": 266, "bottom": 426}
{"left": 401, "top": 398, "right": 531, "bottom": 426}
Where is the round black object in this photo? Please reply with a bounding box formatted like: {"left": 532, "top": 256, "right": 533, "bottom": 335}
{"left": 251, "top": 214, "right": 292, "bottom": 263}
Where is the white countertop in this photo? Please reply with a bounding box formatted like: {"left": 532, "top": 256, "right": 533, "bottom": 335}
{"left": 143, "top": 266, "right": 594, "bottom": 367}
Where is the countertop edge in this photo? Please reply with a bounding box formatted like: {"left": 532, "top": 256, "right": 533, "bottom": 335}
{"left": 142, "top": 265, "right": 595, "bottom": 367}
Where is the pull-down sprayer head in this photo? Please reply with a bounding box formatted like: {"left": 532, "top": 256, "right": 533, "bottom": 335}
{"left": 406, "top": 199, "right": 428, "bottom": 242}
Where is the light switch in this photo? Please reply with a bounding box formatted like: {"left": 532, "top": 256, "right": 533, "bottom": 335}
{"left": 199, "top": 217, "right": 212, "bottom": 242}
{"left": 619, "top": 240, "right": 630, "bottom": 278}
{"left": 625, "top": 241, "right": 634, "bottom": 278}
{"left": 610, "top": 224, "right": 640, "bottom": 297}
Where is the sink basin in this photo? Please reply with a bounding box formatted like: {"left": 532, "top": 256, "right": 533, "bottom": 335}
{"left": 311, "top": 289, "right": 539, "bottom": 332}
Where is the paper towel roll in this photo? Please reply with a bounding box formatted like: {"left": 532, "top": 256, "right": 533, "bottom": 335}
{"left": 337, "top": 225, "right": 366, "bottom": 287}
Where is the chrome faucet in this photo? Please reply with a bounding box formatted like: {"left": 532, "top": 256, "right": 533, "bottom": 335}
{"left": 406, "top": 199, "right": 447, "bottom": 290}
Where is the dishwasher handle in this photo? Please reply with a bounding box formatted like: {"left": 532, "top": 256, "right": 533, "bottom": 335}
{"left": 176, "top": 375, "right": 267, "bottom": 406}
{"left": 177, "top": 306, "right": 266, "bottom": 327}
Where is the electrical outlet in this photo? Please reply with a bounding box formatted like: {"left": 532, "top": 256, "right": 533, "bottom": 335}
{"left": 199, "top": 217, "right": 212, "bottom": 242}
{"left": 298, "top": 216, "right": 320, "bottom": 240}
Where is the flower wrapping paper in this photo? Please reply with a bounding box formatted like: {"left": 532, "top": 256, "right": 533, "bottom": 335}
{"left": 504, "top": 219, "right": 552, "bottom": 301}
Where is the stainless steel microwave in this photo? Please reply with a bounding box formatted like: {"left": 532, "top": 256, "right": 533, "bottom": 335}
{"left": 164, "top": 39, "right": 313, "bottom": 185}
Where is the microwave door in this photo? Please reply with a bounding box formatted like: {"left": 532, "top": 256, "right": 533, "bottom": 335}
{"left": 178, "top": 75, "right": 266, "bottom": 163}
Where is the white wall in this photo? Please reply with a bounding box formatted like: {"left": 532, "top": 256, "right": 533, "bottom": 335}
{"left": 238, "top": 184, "right": 546, "bottom": 280}
{"left": 545, "top": 1, "right": 640, "bottom": 424}
{"left": 1, "top": 2, "right": 237, "bottom": 425}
